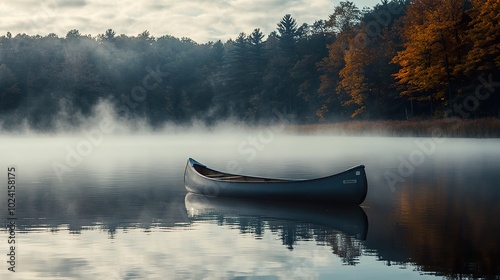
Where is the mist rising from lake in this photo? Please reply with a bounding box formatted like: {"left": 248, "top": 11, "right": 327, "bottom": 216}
{"left": 1, "top": 126, "right": 499, "bottom": 278}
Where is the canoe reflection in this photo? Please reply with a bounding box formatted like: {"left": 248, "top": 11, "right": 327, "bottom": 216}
{"left": 185, "top": 193, "right": 368, "bottom": 262}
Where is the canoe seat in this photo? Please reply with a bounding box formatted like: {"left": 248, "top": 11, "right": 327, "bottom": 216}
{"left": 205, "top": 173, "right": 244, "bottom": 180}
{"left": 217, "top": 176, "right": 244, "bottom": 180}
{"left": 206, "top": 174, "right": 229, "bottom": 178}
{"left": 195, "top": 164, "right": 289, "bottom": 182}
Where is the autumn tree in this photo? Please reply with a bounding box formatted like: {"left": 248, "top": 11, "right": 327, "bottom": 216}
{"left": 317, "top": 1, "right": 361, "bottom": 120}
{"left": 461, "top": 0, "right": 500, "bottom": 76}
{"left": 391, "top": 0, "right": 469, "bottom": 116}
{"left": 338, "top": 1, "right": 409, "bottom": 119}
{"left": 457, "top": 0, "right": 500, "bottom": 117}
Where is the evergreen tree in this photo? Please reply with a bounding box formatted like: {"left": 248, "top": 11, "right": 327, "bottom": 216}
{"left": 277, "top": 14, "right": 303, "bottom": 54}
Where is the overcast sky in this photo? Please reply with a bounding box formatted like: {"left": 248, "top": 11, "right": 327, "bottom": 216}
{"left": 1, "top": 0, "right": 381, "bottom": 43}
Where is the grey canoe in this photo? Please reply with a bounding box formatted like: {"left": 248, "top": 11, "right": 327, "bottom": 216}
{"left": 184, "top": 158, "right": 368, "bottom": 205}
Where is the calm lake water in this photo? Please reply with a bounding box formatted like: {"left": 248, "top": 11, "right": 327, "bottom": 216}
{"left": 1, "top": 131, "right": 499, "bottom": 279}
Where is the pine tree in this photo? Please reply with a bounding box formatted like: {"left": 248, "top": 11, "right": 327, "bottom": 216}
{"left": 276, "top": 14, "right": 302, "bottom": 53}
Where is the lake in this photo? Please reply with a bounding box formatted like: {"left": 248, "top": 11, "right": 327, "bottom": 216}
{"left": 1, "top": 131, "right": 499, "bottom": 279}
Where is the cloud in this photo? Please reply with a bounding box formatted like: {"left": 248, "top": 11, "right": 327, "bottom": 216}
{"left": 0, "top": 0, "right": 380, "bottom": 42}
{"left": 57, "top": 0, "right": 88, "bottom": 8}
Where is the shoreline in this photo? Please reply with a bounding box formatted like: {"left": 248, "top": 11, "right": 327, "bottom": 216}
{"left": 287, "top": 118, "right": 500, "bottom": 138}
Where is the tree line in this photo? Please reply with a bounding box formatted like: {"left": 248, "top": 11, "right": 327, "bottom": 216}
{"left": 0, "top": 0, "right": 498, "bottom": 130}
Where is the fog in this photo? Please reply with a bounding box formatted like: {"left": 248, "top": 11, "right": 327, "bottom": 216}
{"left": 2, "top": 127, "right": 499, "bottom": 279}
{"left": 3, "top": 94, "right": 500, "bottom": 213}
{"left": 2, "top": 95, "right": 499, "bottom": 280}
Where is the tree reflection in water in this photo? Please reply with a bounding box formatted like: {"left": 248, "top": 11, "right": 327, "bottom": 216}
{"left": 185, "top": 193, "right": 368, "bottom": 265}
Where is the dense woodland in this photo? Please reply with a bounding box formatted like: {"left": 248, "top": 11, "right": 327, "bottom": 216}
{"left": 0, "top": 0, "right": 499, "bottom": 130}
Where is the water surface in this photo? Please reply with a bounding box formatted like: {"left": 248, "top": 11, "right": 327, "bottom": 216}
{"left": 1, "top": 133, "right": 499, "bottom": 279}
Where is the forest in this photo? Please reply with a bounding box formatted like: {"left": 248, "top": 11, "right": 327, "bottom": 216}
{"left": 0, "top": 0, "right": 499, "bottom": 131}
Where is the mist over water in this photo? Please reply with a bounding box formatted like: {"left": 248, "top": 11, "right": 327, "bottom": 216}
{"left": 1, "top": 118, "right": 499, "bottom": 279}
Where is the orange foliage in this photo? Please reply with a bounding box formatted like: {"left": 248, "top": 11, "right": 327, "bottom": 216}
{"left": 392, "top": 0, "right": 466, "bottom": 101}
{"left": 461, "top": 0, "right": 500, "bottom": 74}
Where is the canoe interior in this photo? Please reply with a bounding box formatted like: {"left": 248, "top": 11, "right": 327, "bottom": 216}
{"left": 193, "top": 163, "right": 290, "bottom": 183}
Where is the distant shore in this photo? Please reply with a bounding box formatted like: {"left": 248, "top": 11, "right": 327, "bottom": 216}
{"left": 288, "top": 118, "right": 500, "bottom": 138}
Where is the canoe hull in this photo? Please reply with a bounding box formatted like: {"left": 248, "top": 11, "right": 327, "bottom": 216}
{"left": 184, "top": 158, "right": 368, "bottom": 205}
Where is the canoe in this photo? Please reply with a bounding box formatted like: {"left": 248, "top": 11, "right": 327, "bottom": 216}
{"left": 184, "top": 158, "right": 368, "bottom": 205}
